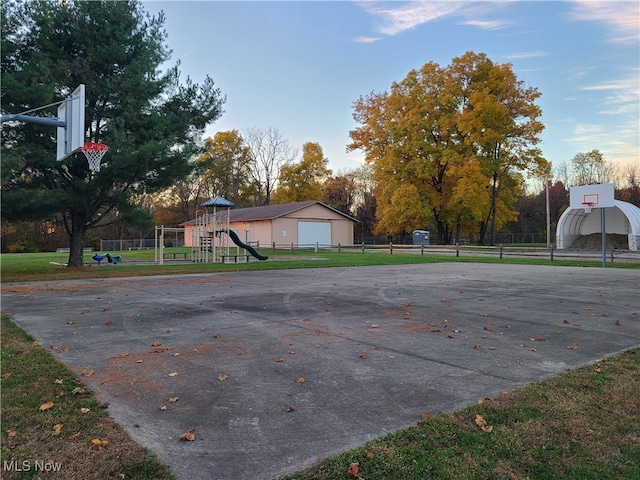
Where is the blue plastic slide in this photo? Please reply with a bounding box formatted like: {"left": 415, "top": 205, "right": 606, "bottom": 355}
{"left": 221, "top": 229, "right": 268, "bottom": 261}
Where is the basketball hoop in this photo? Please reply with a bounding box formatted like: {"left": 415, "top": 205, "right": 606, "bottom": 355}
{"left": 80, "top": 142, "right": 108, "bottom": 172}
{"left": 582, "top": 202, "right": 595, "bottom": 213}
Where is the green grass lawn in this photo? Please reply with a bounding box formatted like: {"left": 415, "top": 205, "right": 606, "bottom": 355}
{"left": 2, "top": 246, "right": 637, "bottom": 283}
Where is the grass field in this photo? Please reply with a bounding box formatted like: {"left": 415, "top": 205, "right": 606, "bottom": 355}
{"left": 1, "top": 250, "right": 639, "bottom": 479}
{"left": 2, "top": 246, "right": 638, "bottom": 283}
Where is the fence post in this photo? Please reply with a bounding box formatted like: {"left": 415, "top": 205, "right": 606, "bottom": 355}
{"left": 272, "top": 241, "right": 275, "bottom": 252}
{"left": 611, "top": 248, "right": 614, "bottom": 264}
{"left": 456, "top": 243, "right": 460, "bottom": 257}
{"left": 550, "top": 244, "right": 554, "bottom": 262}
{"left": 421, "top": 243, "right": 424, "bottom": 255}
{"left": 362, "top": 242, "right": 365, "bottom": 253}
{"left": 389, "top": 242, "right": 393, "bottom": 255}
{"left": 499, "top": 244, "right": 503, "bottom": 259}
{"left": 338, "top": 243, "right": 341, "bottom": 253}
{"left": 291, "top": 242, "right": 294, "bottom": 253}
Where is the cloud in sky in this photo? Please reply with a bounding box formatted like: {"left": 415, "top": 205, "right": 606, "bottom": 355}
{"left": 358, "top": 1, "right": 465, "bottom": 36}
{"left": 460, "top": 19, "right": 509, "bottom": 30}
{"left": 354, "top": 36, "right": 381, "bottom": 43}
{"left": 504, "top": 51, "right": 548, "bottom": 60}
{"left": 568, "top": 0, "right": 640, "bottom": 43}
{"left": 358, "top": 0, "right": 510, "bottom": 36}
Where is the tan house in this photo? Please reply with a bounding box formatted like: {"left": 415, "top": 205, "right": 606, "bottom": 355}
{"left": 182, "top": 200, "right": 358, "bottom": 248}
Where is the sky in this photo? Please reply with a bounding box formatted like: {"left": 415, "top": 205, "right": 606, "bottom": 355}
{"left": 142, "top": 0, "right": 639, "bottom": 178}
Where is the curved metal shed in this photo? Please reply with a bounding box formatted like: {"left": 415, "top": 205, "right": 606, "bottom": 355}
{"left": 556, "top": 200, "right": 640, "bottom": 251}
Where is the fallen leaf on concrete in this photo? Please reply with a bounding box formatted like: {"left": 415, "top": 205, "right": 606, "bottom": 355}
{"left": 359, "top": 353, "right": 368, "bottom": 359}
{"left": 567, "top": 343, "right": 579, "bottom": 350}
{"left": 179, "top": 429, "right": 195, "bottom": 441}
{"left": 160, "top": 405, "right": 167, "bottom": 411}
{"left": 276, "top": 357, "right": 284, "bottom": 362}
{"left": 295, "top": 377, "right": 306, "bottom": 384}
{"left": 59, "top": 346, "right": 69, "bottom": 353}
{"left": 615, "top": 320, "right": 621, "bottom": 326}
{"left": 168, "top": 372, "right": 178, "bottom": 377}
{"left": 151, "top": 341, "right": 161, "bottom": 347}
{"left": 82, "top": 370, "right": 94, "bottom": 377}
{"left": 217, "top": 373, "right": 228, "bottom": 381}
{"left": 168, "top": 397, "right": 179, "bottom": 403}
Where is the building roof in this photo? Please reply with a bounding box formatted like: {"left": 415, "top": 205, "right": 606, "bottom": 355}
{"left": 181, "top": 200, "right": 358, "bottom": 225}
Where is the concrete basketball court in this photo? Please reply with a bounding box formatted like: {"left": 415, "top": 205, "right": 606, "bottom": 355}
{"left": 2, "top": 263, "right": 639, "bottom": 479}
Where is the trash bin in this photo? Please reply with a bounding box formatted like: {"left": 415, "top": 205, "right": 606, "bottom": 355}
{"left": 412, "top": 230, "right": 430, "bottom": 247}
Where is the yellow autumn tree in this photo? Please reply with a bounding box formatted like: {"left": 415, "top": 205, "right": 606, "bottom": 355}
{"left": 274, "top": 142, "right": 332, "bottom": 203}
{"left": 348, "top": 51, "right": 545, "bottom": 244}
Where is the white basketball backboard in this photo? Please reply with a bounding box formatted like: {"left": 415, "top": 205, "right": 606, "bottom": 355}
{"left": 569, "top": 183, "right": 615, "bottom": 209}
{"left": 56, "top": 84, "right": 85, "bottom": 161}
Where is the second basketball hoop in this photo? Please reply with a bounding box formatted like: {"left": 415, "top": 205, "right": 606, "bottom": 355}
{"left": 80, "top": 142, "right": 108, "bottom": 172}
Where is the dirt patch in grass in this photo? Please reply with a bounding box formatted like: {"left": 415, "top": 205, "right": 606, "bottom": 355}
{"left": 0, "top": 315, "right": 175, "bottom": 480}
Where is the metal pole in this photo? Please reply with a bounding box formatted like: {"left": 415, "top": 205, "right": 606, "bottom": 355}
{"left": 545, "top": 175, "right": 551, "bottom": 248}
{"left": 601, "top": 208, "right": 606, "bottom": 268}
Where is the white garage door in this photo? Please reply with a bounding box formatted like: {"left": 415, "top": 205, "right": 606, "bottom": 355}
{"left": 298, "top": 221, "right": 331, "bottom": 247}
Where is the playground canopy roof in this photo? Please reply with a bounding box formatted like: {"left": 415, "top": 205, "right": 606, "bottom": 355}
{"left": 201, "top": 196, "right": 235, "bottom": 207}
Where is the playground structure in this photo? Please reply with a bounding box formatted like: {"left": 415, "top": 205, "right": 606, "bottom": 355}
{"left": 155, "top": 196, "right": 267, "bottom": 264}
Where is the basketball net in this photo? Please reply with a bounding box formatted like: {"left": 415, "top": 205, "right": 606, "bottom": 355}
{"left": 582, "top": 202, "right": 594, "bottom": 214}
{"left": 80, "top": 142, "right": 108, "bottom": 172}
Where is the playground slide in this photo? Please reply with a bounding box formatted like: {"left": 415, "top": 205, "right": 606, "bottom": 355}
{"left": 221, "top": 229, "right": 268, "bottom": 261}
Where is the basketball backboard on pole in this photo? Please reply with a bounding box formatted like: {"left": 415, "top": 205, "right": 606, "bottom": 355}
{"left": 569, "top": 183, "right": 615, "bottom": 212}
{"left": 56, "top": 84, "right": 85, "bottom": 161}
